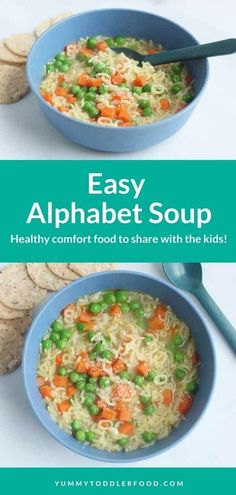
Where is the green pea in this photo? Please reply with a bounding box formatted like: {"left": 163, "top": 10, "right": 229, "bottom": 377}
{"left": 57, "top": 367, "right": 67, "bottom": 376}
{"left": 139, "top": 99, "right": 150, "bottom": 109}
{"left": 143, "top": 83, "right": 152, "bottom": 93}
{"left": 187, "top": 381, "right": 198, "bottom": 394}
{"left": 174, "top": 351, "right": 184, "bottom": 363}
{"left": 71, "top": 85, "right": 82, "bottom": 97}
{"left": 146, "top": 370, "right": 156, "bottom": 382}
{"left": 116, "top": 291, "right": 128, "bottom": 303}
{"left": 76, "top": 52, "right": 87, "bottom": 62}
{"left": 134, "top": 375, "right": 144, "bottom": 387}
{"left": 85, "top": 383, "right": 96, "bottom": 393}
{"left": 174, "top": 335, "right": 183, "bottom": 347}
{"left": 89, "top": 302, "right": 101, "bottom": 314}
{"left": 78, "top": 373, "right": 88, "bottom": 381}
{"left": 89, "top": 352, "right": 98, "bottom": 361}
{"left": 88, "top": 106, "right": 99, "bottom": 118}
{"left": 89, "top": 377, "right": 98, "bottom": 384}
{"left": 60, "top": 64, "right": 70, "bottom": 73}
{"left": 55, "top": 53, "right": 66, "bottom": 62}
{"left": 182, "top": 93, "right": 193, "bottom": 104}
{"left": 69, "top": 371, "right": 80, "bottom": 383}
{"left": 143, "top": 107, "right": 153, "bottom": 117}
{"left": 61, "top": 329, "right": 72, "bottom": 340}
{"left": 71, "top": 419, "right": 81, "bottom": 431}
{"left": 119, "top": 303, "right": 129, "bottom": 313}
{"left": 93, "top": 62, "right": 106, "bottom": 73}
{"left": 99, "top": 85, "right": 109, "bottom": 95}
{"left": 106, "top": 37, "right": 114, "bottom": 47}
{"left": 140, "top": 395, "right": 151, "bottom": 405}
{"left": 88, "top": 404, "right": 100, "bottom": 416}
{"left": 175, "top": 368, "right": 187, "bottom": 381}
{"left": 135, "top": 308, "right": 145, "bottom": 318}
{"left": 132, "top": 86, "right": 142, "bottom": 95}
{"left": 93, "top": 342, "right": 105, "bottom": 354}
{"left": 118, "top": 83, "right": 129, "bottom": 88}
{"left": 42, "top": 339, "right": 52, "bottom": 350}
{"left": 143, "top": 404, "right": 155, "bottom": 416}
{"left": 88, "top": 86, "right": 97, "bottom": 93}
{"left": 100, "top": 302, "right": 108, "bottom": 312}
{"left": 170, "top": 73, "right": 181, "bottom": 83}
{"left": 65, "top": 58, "right": 72, "bottom": 67}
{"left": 171, "top": 63, "right": 182, "bottom": 74}
{"left": 137, "top": 318, "right": 148, "bottom": 329}
{"left": 46, "top": 63, "right": 56, "bottom": 73}
{"left": 76, "top": 380, "right": 86, "bottom": 391}
{"left": 51, "top": 320, "right": 63, "bottom": 333}
{"left": 103, "top": 292, "right": 116, "bottom": 304}
{"left": 56, "top": 339, "right": 68, "bottom": 350}
{"left": 101, "top": 350, "right": 114, "bottom": 361}
{"left": 84, "top": 394, "right": 95, "bottom": 407}
{"left": 87, "top": 331, "right": 96, "bottom": 342}
{"left": 75, "top": 430, "right": 86, "bottom": 442}
{"left": 99, "top": 377, "right": 110, "bottom": 388}
{"left": 50, "top": 332, "right": 60, "bottom": 342}
{"left": 145, "top": 335, "right": 153, "bottom": 343}
{"left": 86, "top": 431, "right": 95, "bottom": 442}
{"left": 171, "top": 83, "right": 182, "bottom": 94}
{"left": 85, "top": 92, "right": 96, "bottom": 101}
{"left": 117, "top": 438, "right": 129, "bottom": 448}
{"left": 119, "top": 370, "right": 131, "bottom": 380}
{"left": 76, "top": 322, "right": 86, "bottom": 333}
{"left": 87, "top": 37, "right": 97, "bottom": 49}
{"left": 83, "top": 101, "right": 94, "bottom": 112}
{"left": 129, "top": 300, "right": 141, "bottom": 311}
{"left": 55, "top": 60, "right": 64, "bottom": 71}
{"left": 142, "top": 431, "right": 155, "bottom": 443}
{"left": 114, "top": 36, "right": 126, "bottom": 46}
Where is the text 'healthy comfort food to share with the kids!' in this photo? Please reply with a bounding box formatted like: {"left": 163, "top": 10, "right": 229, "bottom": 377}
{"left": 0, "top": 12, "right": 73, "bottom": 104}
{"left": 0, "top": 263, "right": 114, "bottom": 374}
{"left": 37, "top": 290, "right": 200, "bottom": 452}
{"left": 40, "top": 36, "right": 193, "bottom": 127}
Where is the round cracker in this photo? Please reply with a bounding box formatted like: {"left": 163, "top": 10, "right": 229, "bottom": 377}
{"left": 52, "top": 12, "right": 74, "bottom": 25}
{"left": 0, "top": 313, "right": 32, "bottom": 336}
{"left": 27, "top": 263, "right": 71, "bottom": 291}
{"left": 6, "top": 33, "right": 35, "bottom": 58}
{"left": 34, "top": 19, "right": 52, "bottom": 38}
{"left": 0, "top": 322, "right": 24, "bottom": 374}
{"left": 0, "top": 64, "right": 29, "bottom": 104}
{"left": 47, "top": 263, "right": 78, "bottom": 281}
{"left": 0, "top": 264, "right": 46, "bottom": 310}
{"left": 69, "top": 263, "right": 116, "bottom": 277}
{"left": 0, "top": 39, "right": 26, "bottom": 63}
{"left": 0, "top": 300, "right": 26, "bottom": 319}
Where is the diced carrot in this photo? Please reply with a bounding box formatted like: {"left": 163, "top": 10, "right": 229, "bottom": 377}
{"left": 89, "top": 78, "right": 103, "bottom": 88}
{"left": 118, "top": 422, "right": 134, "bottom": 436}
{"left": 96, "top": 40, "right": 108, "bottom": 51}
{"left": 96, "top": 399, "right": 107, "bottom": 409}
{"left": 192, "top": 351, "right": 200, "bottom": 364}
{"left": 160, "top": 98, "right": 170, "bottom": 111}
{"left": 88, "top": 365, "right": 105, "bottom": 378}
{"left": 41, "top": 90, "right": 54, "bottom": 105}
{"left": 117, "top": 405, "right": 132, "bottom": 422}
{"left": 39, "top": 384, "right": 52, "bottom": 399}
{"left": 118, "top": 121, "right": 132, "bottom": 127}
{"left": 77, "top": 73, "right": 91, "bottom": 87}
{"left": 147, "top": 48, "right": 157, "bottom": 54}
{"left": 67, "top": 96, "right": 77, "bottom": 104}
{"left": 154, "top": 304, "right": 167, "bottom": 318}
{"left": 133, "top": 75, "right": 146, "bottom": 87}
{"left": 79, "top": 310, "right": 92, "bottom": 323}
{"left": 67, "top": 386, "right": 77, "bottom": 398}
{"left": 111, "top": 94, "right": 122, "bottom": 101}
{"left": 55, "top": 87, "right": 68, "bottom": 97}
{"left": 109, "top": 304, "right": 121, "bottom": 316}
{"left": 57, "top": 106, "right": 69, "bottom": 113}
{"left": 135, "top": 360, "right": 149, "bottom": 377}
{"left": 111, "top": 72, "right": 124, "bottom": 85}
{"left": 58, "top": 75, "right": 65, "bottom": 83}
{"left": 55, "top": 354, "right": 63, "bottom": 365}
{"left": 57, "top": 400, "right": 71, "bottom": 413}
{"left": 79, "top": 351, "right": 89, "bottom": 359}
{"left": 101, "top": 407, "right": 117, "bottom": 420}
{"left": 116, "top": 106, "right": 130, "bottom": 123}
{"left": 112, "top": 358, "right": 126, "bottom": 374}
{"left": 100, "top": 107, "right": 117, "bottom": 119}
{"left": 76, "top": 359, "right": 89, "bottom": 373}
{"left": 148, "top": 315, "right": 163, "bottom": 331}
{"left": 79, "top": 46, "right": 93, "bottom": 57}
{"left": 53, "top": 375, "right": 68, "bottom": 388}
{"left": 178, "top": 395, "right": 193, "bottom": 415}
{"left": 162, "top": 389, "right": 173, "bottom": 405}
{"left": 112, "top": 383, "right": 133, "bottom": 399}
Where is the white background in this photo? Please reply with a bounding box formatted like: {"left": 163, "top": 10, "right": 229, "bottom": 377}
{"left": 0, "top": 0, "right": 236, "bottom": 159}
{"left": 0, "top": 262, "right": 235, "bottom": 467}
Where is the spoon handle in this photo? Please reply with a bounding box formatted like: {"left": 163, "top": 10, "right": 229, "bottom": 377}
{"left": 194, "top": 285, "right": 236, "bottom": 353}
{"left": 144, "top": 38, "right": 236, "bottom": 65}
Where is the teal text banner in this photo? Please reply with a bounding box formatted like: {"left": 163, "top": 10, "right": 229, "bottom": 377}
{"left": 0, "top": 160, "right": 235, "bottom": 261}
{"left": 0, "top": 468, "right": 235, "bottom": 494}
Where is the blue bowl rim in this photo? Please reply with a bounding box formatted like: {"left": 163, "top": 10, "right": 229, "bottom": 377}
{"left": 27, "top": 8, "right": 209, "bottom": 133}
{"left": 22, "top": 269, "right": 216, "bottom": 463}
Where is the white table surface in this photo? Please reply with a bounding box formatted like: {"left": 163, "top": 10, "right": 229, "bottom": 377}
{"left": 0, "top": 0, "right": 236, "bottom": 159}
{"left": 0, "top": 262, "right": 235, "bottom": 467}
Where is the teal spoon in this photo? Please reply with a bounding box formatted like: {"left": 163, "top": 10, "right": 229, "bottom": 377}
{"left": 162, "top": 263, "right": 236, "bottom": 353}
{"left": 112, "top": 38, "right": 236, "bottom": 65}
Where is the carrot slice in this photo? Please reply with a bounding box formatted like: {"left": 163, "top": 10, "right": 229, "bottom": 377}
{"left": 112, "top": 358, "right": 126, "bottom": 374}
{"left": 178, "top": 395, "right": 193, "bottom": 415}
{"left": 53, "top": 375, "right": 68, "bottom": 388}
{"left": 111, "top": 72, "right": 124, "bottom": 85}
{"left": 57, "top": 400, "right": 71, "bottom": 413}
{"left": 162, "top": 389, "right": 173, "bottom": 405}
{"left": 96, "top": 40, "right": 108, "bottom": 51}
{"left": 39, "top": 384, "right": 52, "bottom": 399}
{"left": 118, "top": 422, "right": 134, "bottom": 436}
{"left": 133, "top": 75, "right": 146, "bottom": 87}
{"left": 135, "top": 360, "right": 149, "bottom": 377}
{"left": 109, "top": 304, "right": 121, "bottom": 316}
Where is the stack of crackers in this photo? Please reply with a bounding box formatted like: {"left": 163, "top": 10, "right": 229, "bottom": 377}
{"left": 0, "top": 12, "right": 73, "bottom": 104}
{"left": 0, "top": 262, "right": 115, "bottom": 375}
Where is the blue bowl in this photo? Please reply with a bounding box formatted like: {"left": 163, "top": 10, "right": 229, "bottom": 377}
{"left": 27, "top": 9, "right": 208, "bottom": 152}
{"left": 23, "top": 271, "right": 215, "bottom": 463}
